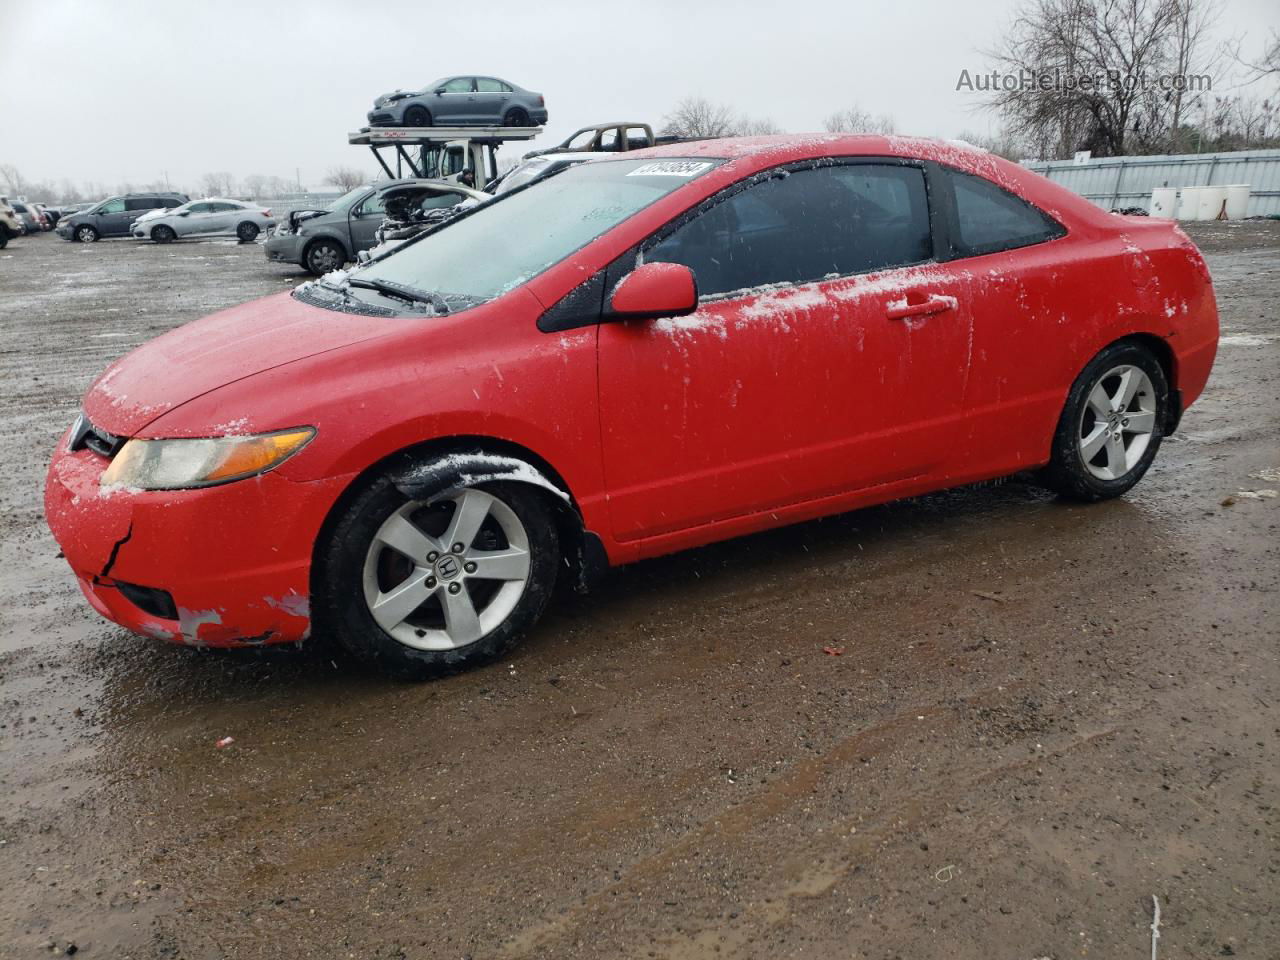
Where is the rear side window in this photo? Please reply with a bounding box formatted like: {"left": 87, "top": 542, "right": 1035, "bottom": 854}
{"left": 476, "top": 78, "right": 509, "bottom": 93}
{"left": 162, "top": 198, "right": 182, "bottom": 208}
{"left": 947, "top": 169, "right": 1064, "bottom": 257}
{"left": 645, "top": 163, "right": 932, "bottom": 298}
{"left": 126, "top": 198, "right": 158, "bottom": 211}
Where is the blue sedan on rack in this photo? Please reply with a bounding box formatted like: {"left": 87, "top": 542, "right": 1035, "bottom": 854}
{"left": 367, "top": 75, "right": 548, "bottom": 128}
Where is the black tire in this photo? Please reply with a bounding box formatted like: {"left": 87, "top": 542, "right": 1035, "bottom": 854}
{"left": 504, "top": 107, "right": 531, "bottom": 127}
{"left": 314, "top": 471, "right": 560, "bottom": 680}
{"left": 1042, "top": 341, "right": 1169, "bottom": 502}
{"left": 236, "top": 221, "right": 260, "bottom": 242}
{"left": 403, "top": 106, "right": 432, "bottom": 127}
{"left": 0, "top": 229, "right": 7, "bottom": 250}
{"left": 75, "top": 224, "right": 99, "bottom": 243}
{"left": 304, "top": 238, "right": 347, "bottom": 275}
{"left": 151, "top": 224, "right": 176, "bottom": 244}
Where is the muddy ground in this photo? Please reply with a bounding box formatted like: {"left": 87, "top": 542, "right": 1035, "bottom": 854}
{"left": 0, "top": 223, "right": 1276, "bottom": 959}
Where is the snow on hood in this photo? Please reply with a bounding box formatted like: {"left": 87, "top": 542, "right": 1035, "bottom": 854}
{"left": 82, "top": 290, "right": 399, "bottom": 436}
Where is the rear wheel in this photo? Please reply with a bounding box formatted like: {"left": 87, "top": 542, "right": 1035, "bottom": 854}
{"left": 315, "top": 472, "right": 560, "bottom": 679}
{"left": 504, "top": 107, "right": 531, "bottom": 127}
{"left": 1043, "top": 341, "right": 1168, "bottom": 501}
{"left": 403, "top": 106, "right": 431, "bottom": 127}
{"left": 236, "top": 221, "right": 260, "bottom": 242}
{"left": 75, "top": 224, "right": 98, "bottom": 243}
{"left": 0, "top": 229, "right": 7, "bottom": 249}
{"left": 304, "top": 238, "right": 346, "bottom": 275}
{"left": 150, "top": 224, "right": 176, "bottom": 244}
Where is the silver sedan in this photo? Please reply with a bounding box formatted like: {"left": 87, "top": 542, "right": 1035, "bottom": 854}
{"left": 132, "top": 199, "right": 276, "bottom": 243}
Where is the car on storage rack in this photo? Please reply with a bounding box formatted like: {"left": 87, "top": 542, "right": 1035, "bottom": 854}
{"left": 367, "top": 76, "right": 548, "bottom": 128}
{"left": 45, "top": 135, "right": 1218, "bottom": 679}
{"left": 57, "top": 192, "right": 189, "bottom": 242}
{"left": 131, "top": 198, "right": 276, "bottom": 243}
{"left": 264, "top": 178, "right": 488, "bottom": 275}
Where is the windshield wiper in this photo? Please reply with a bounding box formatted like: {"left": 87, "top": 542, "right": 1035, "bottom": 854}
{"left": 347, "top": 276, "right": 450, "bottom": 315}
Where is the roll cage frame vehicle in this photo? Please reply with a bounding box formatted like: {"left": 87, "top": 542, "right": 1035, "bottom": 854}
{"left": 264, "top": 178, "right": 488, "bottom": 275}
{"left": 45, "top": 136, "right": 1218, "bottom": 680}
{"left": 367, "top": 75, "right": 548, "bottom": 129}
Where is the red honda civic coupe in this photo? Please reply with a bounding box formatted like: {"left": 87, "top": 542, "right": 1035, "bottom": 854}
{"left": 45, "top": 135, "right": 1218, "bottom": 678}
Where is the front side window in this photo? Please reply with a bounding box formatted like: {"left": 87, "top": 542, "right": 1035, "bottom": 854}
{"left": 356, "top": 157, "right": 721, "bottom": 306}
{"left": 440, "top": 77, "right": 473, "bottom": 93}
{"left": 98, "top": 199, "right": 125, "bottom": 214}
{"left": 645, "top": 162, "right": 932, "bottom": 298}
{"left": 947, "top": 169, "right": 1064, "bottom": 257}
{"left": 355, "top": 194, "right": 386, "bottom": 217}
{"left": 188, "top": 202, "right": 213, "bottom": 214}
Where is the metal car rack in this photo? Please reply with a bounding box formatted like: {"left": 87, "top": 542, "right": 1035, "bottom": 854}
{"left": 348, "top": 125, "right": 543, "bottom": 186}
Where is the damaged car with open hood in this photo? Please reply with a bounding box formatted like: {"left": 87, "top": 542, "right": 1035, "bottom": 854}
{"left": 45, "top": 136, "right": 1218, "bottom": 679}
{"left": 264, "top": 178, "right": 488, "bottom": 274}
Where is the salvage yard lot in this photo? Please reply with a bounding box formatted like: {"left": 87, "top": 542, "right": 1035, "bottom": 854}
{"left": 1, "top": 224, "right": 1277, "bottom": 957}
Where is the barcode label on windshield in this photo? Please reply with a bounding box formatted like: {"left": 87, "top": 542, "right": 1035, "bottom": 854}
{"left": 627, "top": 161, "right": 713, "bottom": 178}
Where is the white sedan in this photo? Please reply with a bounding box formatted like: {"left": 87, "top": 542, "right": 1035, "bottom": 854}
{"left": 131, "top": 198, "right": 276, "bottom": 243}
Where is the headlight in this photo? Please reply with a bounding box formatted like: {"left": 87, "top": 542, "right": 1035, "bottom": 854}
{"left": 100, "top": 427, "right": 314, "bottom": 491}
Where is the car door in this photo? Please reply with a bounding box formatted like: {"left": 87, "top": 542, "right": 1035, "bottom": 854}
{"left": 347, "top": 190, "right": 386, "bottom": 251}
{"left": 94, "top": 198, "right": 130, "bottom": 236}
{"left": 473, "top": 77, "right": 508, "bottom": 122}
{"left": 596, "top": 160, "right": 975, "bottom": 542}
{"left": 209, "top": 202, "right": 242, "bottom": 234}
{"left": 176, "top": 202, "right": 214, "bottom": 236}
{"left": 434, "top": 76, "right": 476, "bottom": 122}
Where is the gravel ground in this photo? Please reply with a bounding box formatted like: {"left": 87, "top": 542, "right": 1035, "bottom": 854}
{"left": 0, "top": 224, "right": 1277, "bottom": 959}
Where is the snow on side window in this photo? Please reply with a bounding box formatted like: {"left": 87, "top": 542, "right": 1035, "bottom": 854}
{"left": 948, "top": 169, "right": 1064, "bottom": 258}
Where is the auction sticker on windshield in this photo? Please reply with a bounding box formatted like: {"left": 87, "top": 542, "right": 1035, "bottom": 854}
{"left": 627, "top": 161, "right": 714, "bottom": 177}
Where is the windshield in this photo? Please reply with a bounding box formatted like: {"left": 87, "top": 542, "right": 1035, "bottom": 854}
{"left": 327, "top": 185, "right": 374, "bottom": 212}
{"left": 357, "top": 157, "right": 721, "bottom": 305}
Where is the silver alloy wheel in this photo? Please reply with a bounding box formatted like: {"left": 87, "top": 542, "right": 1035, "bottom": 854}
{"left": 1078, "top": 363, "right": 1158, "bottom": 481}
{"left": 309, "top": 242, "right": 342, "bottom": 273}
{"left": 362, "top": 488, "right": 532, "bottom": 651}
{"left": 76, "top": 225, "right": 96, "bottom": 242}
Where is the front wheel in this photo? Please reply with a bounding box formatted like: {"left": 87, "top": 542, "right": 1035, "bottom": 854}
{"left": 151, "top": 224, "right": 176, "bottom": 244}
{"left": 315, "top": 475, "right": 560, "bottom": 679}
{"left": 304, "top": 239, "right": 346, "bottom": 275}
{"left": 236, "top": 221, "right": 260, "bottom": 242}
{"left": 75, "top": 225, "right": 99, "bottom": 243}
{"left": 403, "top": 106, "right": 431, "bottom": 127}
{"left": 1042, "top": 341, "right": 1169, "bottom": 501}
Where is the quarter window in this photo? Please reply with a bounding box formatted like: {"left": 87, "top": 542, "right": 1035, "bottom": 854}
{"left": 947, "top": 169, "right": 1064, "bottom": 257}
{"left": 645, "top": 163, "right": 933, "bottom": 298}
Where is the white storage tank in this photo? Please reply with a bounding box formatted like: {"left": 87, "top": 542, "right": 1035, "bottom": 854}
{"left": 1196, "top": 186, "right": 1229, "bottom": 221}
{"left": 1176, "top": 187, "right": 1203, "bottom": 220}
{"left": 1150, "top": 187, "right": 1178, "bottom": 217}
{"left": 1224, "top": 184, "right": 1251, "bottom": 220}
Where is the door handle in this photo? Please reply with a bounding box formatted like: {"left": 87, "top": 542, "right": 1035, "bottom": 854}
{"left": 885, "top": 295, "right": 957, "bottom": 321}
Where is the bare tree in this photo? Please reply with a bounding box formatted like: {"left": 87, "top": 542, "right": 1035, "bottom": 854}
{"left": 737, "top": 115, "right": 784, "bottom": 135}
{"left": 983, "top": 0, "right": 1219, "bottom": 158}
{"left": 822, "top": 106, "right": 896, "bottom": 134}
{"left": 200, "top": 171, "right": 237, "bottom": 197}
{"left": 661, "top": 97, "right": 739, "bottom": 138}
{"left": 324, "top": 166, "right": 369, "bottom": 192}
{"left": 955, "top": 128, "right": 1028, "bottom": 160}
{"left": 0, "top": 164, "right": 24, "bottom": 195}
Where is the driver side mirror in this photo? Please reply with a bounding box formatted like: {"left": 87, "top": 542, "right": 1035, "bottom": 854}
{"left": 434, "top": 87, "right": 446, "bottom": 95}
{"left": 177, "top": 211, "right": 190, "bottom": 217}
{"left": 606, "top": 262, "right": 698, "bottom": 320}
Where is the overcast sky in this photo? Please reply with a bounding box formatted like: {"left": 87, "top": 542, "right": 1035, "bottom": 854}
{"left": 1, "top": 0, "right": 1275, "bottom": 194}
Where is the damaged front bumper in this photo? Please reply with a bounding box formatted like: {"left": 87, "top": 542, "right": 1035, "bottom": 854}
{"left": 263, "top": 229, "right": 305, "bottom": 264}
{"left": 44, "top": 441, "right": 351, "bottom": 648}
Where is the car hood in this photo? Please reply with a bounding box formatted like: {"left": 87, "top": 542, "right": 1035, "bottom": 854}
{"left": 133, "top": 208, "right": 168, "bottom": 223}
{"left": 83, "top": 290, "right": 398, "bottom": 436}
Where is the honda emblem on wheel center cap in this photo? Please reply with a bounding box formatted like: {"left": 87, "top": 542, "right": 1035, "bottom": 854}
{"left": 435, "top": 555, "right": 462, "bottom": 581}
